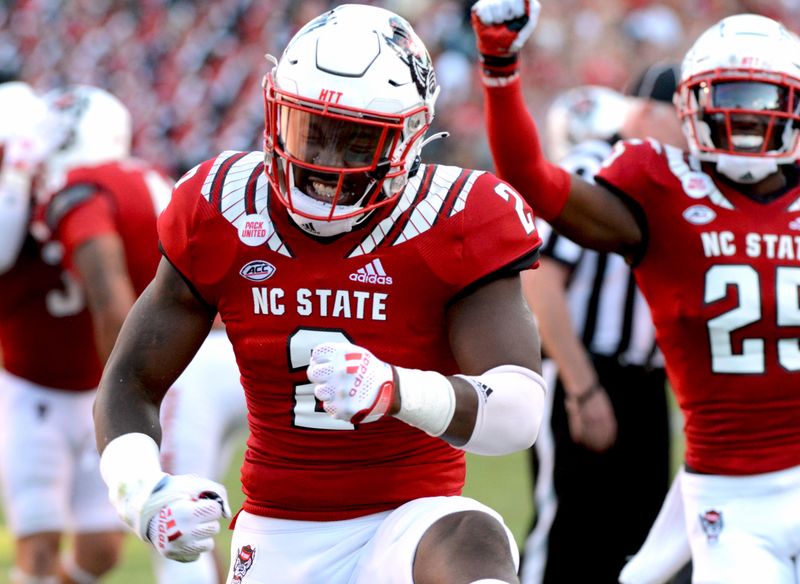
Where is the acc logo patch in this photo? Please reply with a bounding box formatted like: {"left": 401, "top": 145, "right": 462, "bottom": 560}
{"left": 682, "top": 204, "right": 716, "bottom": 225}
{"left": 240, "top": 260, "right": 276, "bottom": 282}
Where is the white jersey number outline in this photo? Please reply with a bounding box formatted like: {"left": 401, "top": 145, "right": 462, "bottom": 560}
{"left": 493, "top": 183, "right": 536, "bottom": 235}
{"left": 288, "top": 328, "right": 355, "bottom": 431}
{"left": 706, "top": 265, "right": 800, "bottom": 373}
{"left": 46, "top": 270, "right": 85, "bottom": 318}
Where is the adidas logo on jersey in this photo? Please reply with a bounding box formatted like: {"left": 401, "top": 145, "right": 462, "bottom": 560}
{"left": 349, "top": 258, "right": 392, "bottom": 285}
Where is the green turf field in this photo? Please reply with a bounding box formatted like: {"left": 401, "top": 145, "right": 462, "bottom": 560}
{"left": 0, "top": 451, "right": 535, "bottom": 583}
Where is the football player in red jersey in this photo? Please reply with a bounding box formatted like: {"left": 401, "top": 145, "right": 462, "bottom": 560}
{"left": 38, "top": 85, "right": 244, "bottom": 584}
{"left": 94, "top": 5, "right": 547, "bottom": 584}
{"left": 0, "top": 83, "right": 128, "bottom": 583}
{"left": 36, "top": 85, "right": 172, "bottom": 361}
{"left": 473, "top": 2, "right": 800, "bottom": 583}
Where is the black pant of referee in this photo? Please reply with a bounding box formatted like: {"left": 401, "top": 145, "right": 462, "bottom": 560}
{"left": 525, "top": 354, "right": 681, "bottom": 584}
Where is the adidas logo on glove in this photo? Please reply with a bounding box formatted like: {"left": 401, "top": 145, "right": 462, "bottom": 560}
{"left": 349, "top": 258, "right": 393, "bottom": 285}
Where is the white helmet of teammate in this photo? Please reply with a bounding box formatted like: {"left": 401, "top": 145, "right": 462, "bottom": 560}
{"left": 545, "top": 86, "right": 631, "bottom": 162}
{"left": 263, "top": 4, "right": 439, "bottom": 237}
{"left": 676, "top": 14, "right": 800, "bottom": 183}
{"left": 43, "top": 85, "right": 132, "bottom": 191}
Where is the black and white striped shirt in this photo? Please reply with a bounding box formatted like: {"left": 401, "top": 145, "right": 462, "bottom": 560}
{"left": 539, "top": 139, "right": 663, "bottom": 369}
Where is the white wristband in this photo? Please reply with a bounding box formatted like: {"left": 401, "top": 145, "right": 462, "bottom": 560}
{"left": 99, "top": 433, "right": 167, "bottom": 539}
{"left": 394, "top": 367, "right": 456, "bottom": 437}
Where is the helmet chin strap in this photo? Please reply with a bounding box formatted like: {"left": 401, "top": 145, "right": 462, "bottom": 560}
{"left": 286, "top": 187, "right": 363, "bottom": 237}
{"left": 715, "top": 154, "right": 779, "bottom": 184}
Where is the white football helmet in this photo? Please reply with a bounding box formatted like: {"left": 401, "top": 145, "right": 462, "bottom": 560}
{"left": 545, "top": 86, "right": 631, "bottom": 162}
{"left": 263, "top": 4, "right": 439, "bottom": 237}
{"left": 43, "top": 85, "right": 132, "bottom": 191}
{"left": 0, "top": 82, "right": 51, "bottom": 273}
{"left": 676, "top": 14, "right": 800, "bottom": 183}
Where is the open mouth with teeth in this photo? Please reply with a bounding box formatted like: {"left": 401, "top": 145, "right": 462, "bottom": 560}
{"left": 730, "top": 134, "right": 765, "bottom": 151}
{"left": 308, "top": 178, "right": 340, "bottom": 203}
{"left": 294, "top": 167, "right": 374, "bottom": 208}
{"left": 707, "top": 113, "right": 788, "bottom": 154}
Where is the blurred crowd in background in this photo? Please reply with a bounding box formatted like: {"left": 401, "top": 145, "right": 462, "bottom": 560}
{"left": 2, "top": 0, "right": 800, "bottom": 178}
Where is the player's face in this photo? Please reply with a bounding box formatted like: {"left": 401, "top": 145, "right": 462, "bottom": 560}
{"left": 699, "top": 81, "right": 797, "bottom": 153}
{"left": 280, "top": 107, "right": 396, "bottom": 206}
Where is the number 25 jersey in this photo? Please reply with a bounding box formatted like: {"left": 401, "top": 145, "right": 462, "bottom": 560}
{"left": 158, "top": 151, "right": 541, "bottom": 520}
{"left": 596, "top": 139, "right": 800, "bottom": 475}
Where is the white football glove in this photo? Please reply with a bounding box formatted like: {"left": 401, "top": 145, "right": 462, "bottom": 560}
{"left": 308, "top": 342, "right": 396, "bottom": 424}
{"left": 471, "top": 0, "right": 541, "bottom": 56}
{"left": 142, "top": 474, "right": 232, "bottom": 562}
{"left": 100, "top": 434, "right": 232, "bottom": 563}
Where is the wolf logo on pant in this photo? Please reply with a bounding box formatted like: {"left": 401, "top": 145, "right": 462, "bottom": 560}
{"left": 231, "top": 545, "right": 255, "bottom": 583}
{"left": 699, "top": 510, "right": 723, "bottom": 543}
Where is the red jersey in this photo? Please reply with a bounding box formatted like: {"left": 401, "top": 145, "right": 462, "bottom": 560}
{"left": 0, "top": 235, "right": 101, "bottom": 390}
{"left": 596, "top": 139, "right": 800, "bottom": 475}
{"left": 159, "top": 151, "right": 541, "bottom": 520}
{"left": 40, "top": 159, "right": 171, "bottom": 294}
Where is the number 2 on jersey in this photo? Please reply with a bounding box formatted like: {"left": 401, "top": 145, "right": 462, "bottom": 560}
{"left": 288, "top": 328, "right": 355, "bottom": 430}
{"left": 494, "top": 183, "right": 536, "bottom": 235}
{"left": 706, "top": 265, "right": 800, "bottom": 373}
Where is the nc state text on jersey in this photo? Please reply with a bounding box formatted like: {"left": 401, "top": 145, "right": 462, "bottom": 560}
{"left": 701, "top": 231, "right": 800, "bottom": 260}
{"left": 252, "top": 287, "right": 387, "bottom": 320}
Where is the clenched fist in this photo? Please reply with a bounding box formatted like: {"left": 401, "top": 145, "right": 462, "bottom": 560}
{"left": 143, "top": 475, "right": 232, "bottom": 562}
{"left": 471, "top": 0, "right": 541, "bottom": 57}
{"left": 308, "top": 342, "right": 396, "bottom": 424}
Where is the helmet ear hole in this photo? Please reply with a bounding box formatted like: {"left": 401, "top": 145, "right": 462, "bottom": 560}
{"left": 407, "top": 155, "right": 422, "bottom": 179}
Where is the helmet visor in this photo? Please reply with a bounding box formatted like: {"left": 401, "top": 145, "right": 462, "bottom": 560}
{"left": 279, "top": 104, "right": 395, "bottom": 171}
{"left": 693, "top": 80, "right": 800, "bottom": 154}
{"left": 712, "top": 82, "right": 795, "bottom": 112}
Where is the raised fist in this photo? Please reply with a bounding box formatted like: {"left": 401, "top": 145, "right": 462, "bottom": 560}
{"left": 471, "top": 0, "right": 541, "bottom": 57}
{"left": 142, "top": 475, "right": 232, "bottom": 562}
{"left": 308, "top": 342, "right": 396, "bottom": 424}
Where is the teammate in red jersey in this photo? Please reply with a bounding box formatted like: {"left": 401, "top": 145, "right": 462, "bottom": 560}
{"left": 36, "top": 85, "right": 172, "bottom": 361}
{"left": 473, "top": 2, "right": 800, "bottom": 583}
{"left": 35, "top": 85, "right": 239, "bottom": 584}
{"left": 40, "top": 85, "right": 248, "bottom": 584}
{"left": 0, "top": 83, "right": 129, "bottom": 584}
{"left": 94, "top": 5, "right": 547, "bottom": 584}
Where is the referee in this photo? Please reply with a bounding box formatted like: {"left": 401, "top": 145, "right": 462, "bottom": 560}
{"left": 518, "top": 64, "right": 688, "bottom": 584}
